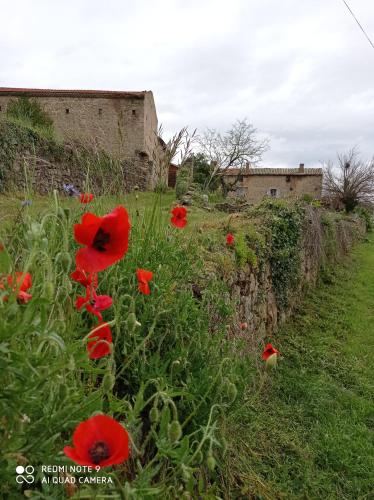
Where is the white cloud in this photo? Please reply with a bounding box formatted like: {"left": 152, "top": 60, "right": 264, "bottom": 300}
{"left": 0, "top": 0, "right": 373, "bottom": 165}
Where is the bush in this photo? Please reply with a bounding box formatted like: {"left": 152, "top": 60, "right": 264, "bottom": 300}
{"left": 354, "top": 206, "right": 373, "bottom": 231}
{"left": 6, "top": 97, "right": 54, "bottom": 138}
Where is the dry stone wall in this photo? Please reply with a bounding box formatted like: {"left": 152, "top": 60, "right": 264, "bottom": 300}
{"left": 221, "top": 208, "right": 366, "bottom": 348}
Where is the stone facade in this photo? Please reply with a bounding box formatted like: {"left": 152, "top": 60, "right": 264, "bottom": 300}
{"left": 224, "top": 164, "right": 323, "bottom": 203}
{"left": 0, "top": 88, "right": 163, "bottom": 190}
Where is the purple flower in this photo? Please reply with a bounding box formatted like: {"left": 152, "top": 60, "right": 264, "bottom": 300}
{"left": 63, "top": 183, "right": 80, "bottom": 197}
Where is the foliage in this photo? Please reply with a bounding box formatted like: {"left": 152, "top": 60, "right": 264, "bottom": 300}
{"left": 256, "top": 199, "right": 303, "bottom": 309}
{"left": 175, "top": 163, "right": 193, "bottom": 199}
{"left": 233, "top": 232, "right": 258, "bottom": 268}
{"left": 0, "top": 192, "right": 243, "bottom": 498}
{"left": 192, "top": 152, "right": 219, "bottom": 191}
{"left": 354, "top": 206, "right": 373, "bottom": 231}
{"left": 6, "top": 97, "right": 55, "bottom": 139}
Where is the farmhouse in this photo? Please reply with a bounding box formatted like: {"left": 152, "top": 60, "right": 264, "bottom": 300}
{"left": 0, "top": 87, "right": 163, "bottom": 190}
{"left": 223, "top": 163, "right": 323, "bottom": 203}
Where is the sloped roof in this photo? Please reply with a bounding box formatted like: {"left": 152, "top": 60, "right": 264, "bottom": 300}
{"left": 223, "top": 167, "right": 322, "bottom": 176}
{"left": 0, "top": 87, "right": 147, "bottom": 99}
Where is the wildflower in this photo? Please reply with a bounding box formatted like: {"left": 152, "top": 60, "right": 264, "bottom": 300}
{"left": 0, "top": 272, "right": 32, "bottom": 303}
{"left": 76, "top": 287, "right": 113, "bottom": 321}
{"left": 240, "top": 322, "right": 248, "bottom": 330}
{"left": 262, "top": 343, "right": 280, "bottom": 367}
{"left": 226, "top": 233, "right": 234, "bottom": 246}
{"left": 70, "top": 268, "right": 98, "bottom": 288}
{"left": 136, "top": 268, "right": 153, "bottom": 295}
{"left": 0, "top": 242, "right": 4, "bottom": 252}
{"left": 63, "top": 414, "right": 129, "bottom": 467}
{"left": 63, "top": 183, "right": 80, "bottom": 197}
{"left": 79, "top": 193, "right": 94, "bottom": 204}
{"left": 74, "top": 206, "right": 131, "bottom": 273}
{"left": 171, "top": 206, "right": 187, "bottom": 228}
{"left": 87, "top": 322, "right": 113, "bottom": 359}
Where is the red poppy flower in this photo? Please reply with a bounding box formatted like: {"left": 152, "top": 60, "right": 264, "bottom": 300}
{"left": 240, "top": 322, "right": 248, "bottom": 330}
{"left": 70, "top": 268, "right": 98, "bottom": 288}
{"left": 0, "top": 242, "right": 4, "bottom": 252}
{"left": 262, "top": 343, "right": 280, "bottom": 367}
{"left": 0, "top": 272, "right": 32, "bottom": 303}
{"left": 262, "top": 343, "right": 280, "bottom": 360}
{"left": 87, "top": 322, "right": 113, "bottom": 359}
{"left": 136, "top": 268, "right": 153, "bottom": 295}
{"left": 63, "top": 414, "right": 129, "bottom": 467}
{"left": 76, "top": 287, "right": 113, "bottom": 321}
{"left": 226, "top": 233, "right": 234, "bottom": 246}
{"left": 171, "top": 206, "right": 187, "bottom": 228}
{"left": 80, "top": 193, "right": 94, "bottom": 204}
{"left": 74, "top": 206, "right": 131, "bottom": 273}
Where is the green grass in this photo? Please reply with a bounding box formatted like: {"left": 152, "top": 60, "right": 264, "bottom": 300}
{"left": 222, "top": 233, "right": 374, "bottom": 499}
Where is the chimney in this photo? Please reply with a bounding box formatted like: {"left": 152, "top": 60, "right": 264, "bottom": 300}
{"left": 299, "top": 163, "right": 305, "bottom": 173}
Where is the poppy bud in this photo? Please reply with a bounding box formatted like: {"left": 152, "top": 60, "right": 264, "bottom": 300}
{"left": 207, "top": 453, "right": 216, "bottom": 471}
{"left": 227, "top": 382, "right": 238, "bottom": 403}
{"left": 126, "top": 313, "right": 141, "bottom": 331}
{"left": 149, "top": 407, "right": 160, "bottom": 423}
{"left": 41, "top": 237, "right": 48, "bottom": 250}
{"left": 266, "top": 352, "right": 278, "bottom": 368}
{"left": 57, "top": 252, "right": 72, "bottom": 272}
{"left": 44, "top": 281, "right": 55, "bottom": 300}
{"left": 195, "top": 450, "right": 203, "bottom": 464}
{"left": 182, "top": 466, "right": 191, "bottom": 482}
{"left": 135, "top": 194, "right": 139, "bottom": 200}
{"left": 102, "top": 372, "right": 115, "bottom": 393}
{"left": 168, "top": 420, "right": 182, "bottom": 443}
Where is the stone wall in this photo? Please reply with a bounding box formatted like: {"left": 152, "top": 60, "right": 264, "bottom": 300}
{"left": 221, "top": 208, "right": 365, "bottom": 348}
{"left": 0, "top": 121, "right": 152, "bottom": 194}
{"left": 0, "top": 89, "right": 160, "bottom": 190}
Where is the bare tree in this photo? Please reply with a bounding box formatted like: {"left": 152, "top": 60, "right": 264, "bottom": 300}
{"left": 323, "top": 148, "right": 374, "bottom": 212}
{"left": 197, "top": 118, "right": 269, "bottom": 192}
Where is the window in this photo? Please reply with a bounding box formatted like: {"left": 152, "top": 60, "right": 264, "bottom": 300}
{"left": 286, "top": 175, "right": 291, "bottom": 182}
{"left": 270, "top": 188, "right": 277, "bottom": 197}
{"left": 98, "top": 108, "right": 102, "bottom": 115}
{"left": 65, "top": 108, "right": 69, "bottom": 114}
{"left": 0, "top": 105, "right": 2, "bottom": 112}
{"left": 132, "top": 109, "right": 136, "bottom": 116}
{"left": 238, "top": 174, "right": 244, "bottom": 182}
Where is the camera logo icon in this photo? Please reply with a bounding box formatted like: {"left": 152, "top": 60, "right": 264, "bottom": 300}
{"left": 16, "top": 465, "right": 35, "bottom": 484}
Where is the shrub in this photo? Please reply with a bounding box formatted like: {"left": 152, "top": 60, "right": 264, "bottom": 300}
{"left": 6, "top": 97, "right": 54, "bottom": 138}
{"left": 354, "top": 206, "right": 373, "bottom": 231}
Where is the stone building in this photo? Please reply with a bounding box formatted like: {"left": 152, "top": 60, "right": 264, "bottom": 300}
{"left": 0, "top": 87, "right": 163, "bottom": 190}
{"left": 223, "top": 163, "right": 323, "bottom": 203}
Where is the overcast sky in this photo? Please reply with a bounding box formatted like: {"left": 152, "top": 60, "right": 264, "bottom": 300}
{"left": 1, "top": 0, "right": 373, "bottom": 167}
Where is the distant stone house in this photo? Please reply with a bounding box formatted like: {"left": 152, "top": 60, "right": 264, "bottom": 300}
{"left": 0, "top": 87, "right": 165, "bottom": 190}
{"left": 222, "top": 163, "right": 323, "bottom": 203}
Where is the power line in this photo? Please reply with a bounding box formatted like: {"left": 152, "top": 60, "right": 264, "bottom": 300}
{"left": 340, "top": 0, "right": 374, "bottom": 50}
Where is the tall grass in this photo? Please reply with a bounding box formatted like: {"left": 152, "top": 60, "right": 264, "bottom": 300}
{"left": 0, "top": 191, "right": 242, "bottom": 498}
